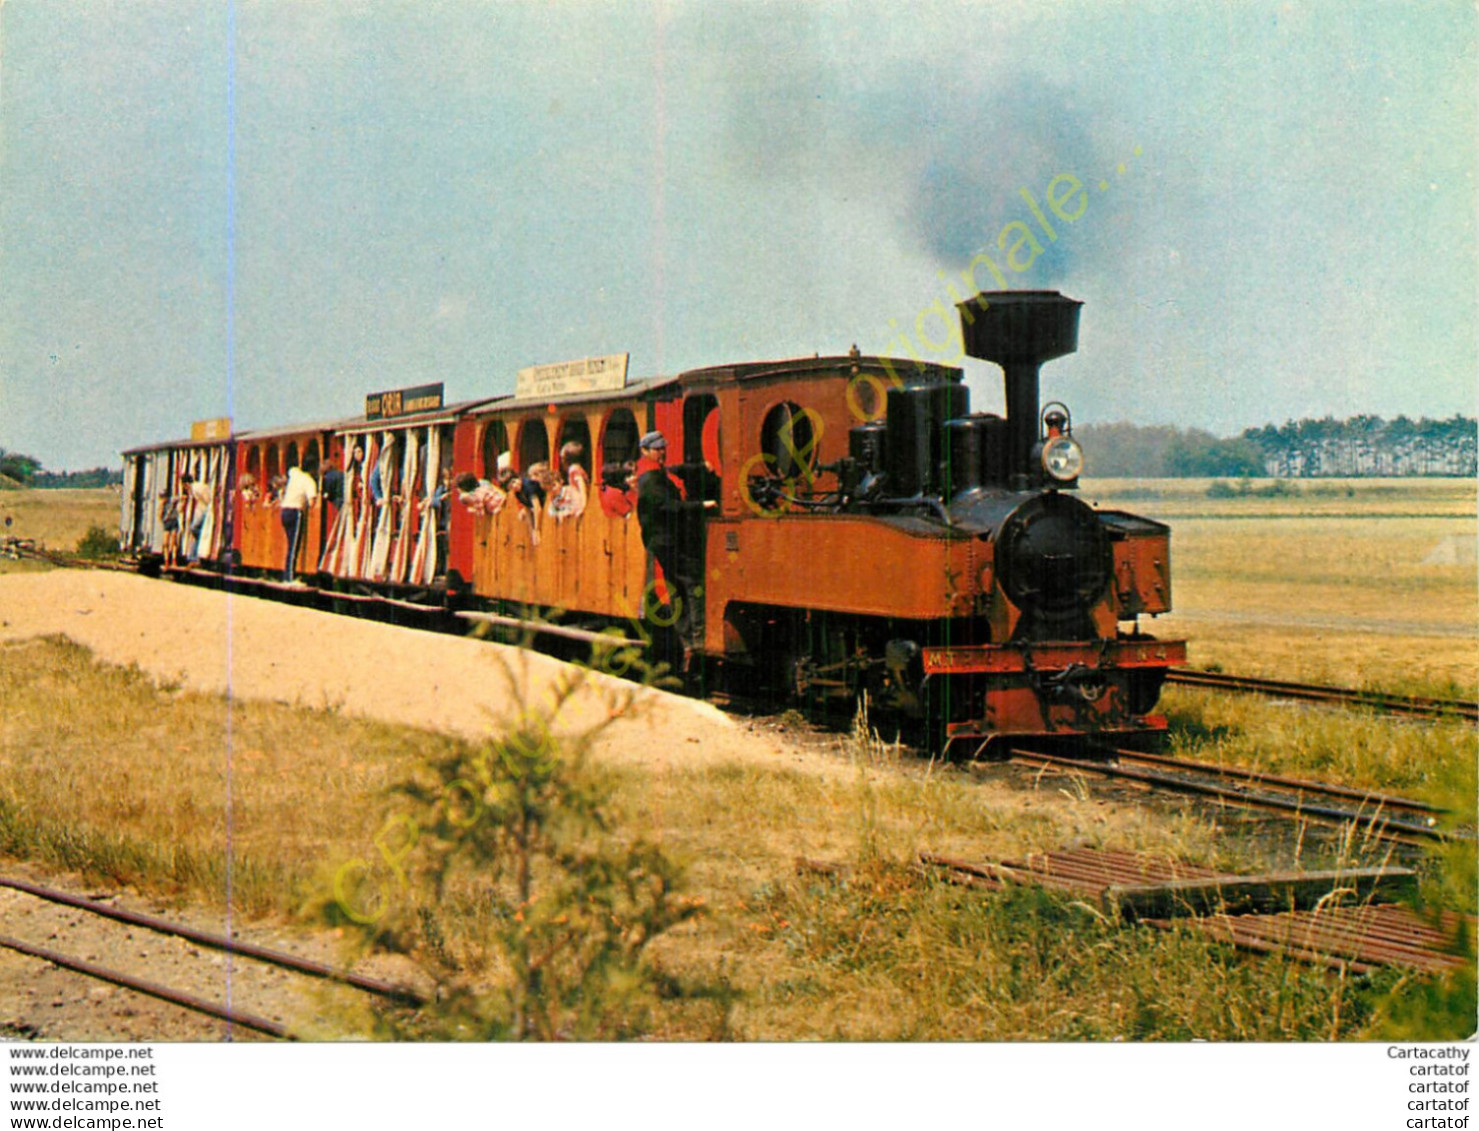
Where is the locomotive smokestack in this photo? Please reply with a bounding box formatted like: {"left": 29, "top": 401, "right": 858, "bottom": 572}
{"left": 956, "top": 290, "right": 1082, "bottom": 482}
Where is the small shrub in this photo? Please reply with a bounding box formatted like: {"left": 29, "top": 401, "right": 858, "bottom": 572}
{"left": 321, "top": 663, "right": 704, "bottom": 1040}
{"left": 75, "top": 524, "right": 118, "bottom": 559}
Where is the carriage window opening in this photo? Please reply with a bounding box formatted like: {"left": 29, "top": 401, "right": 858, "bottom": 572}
{"left": 480, "top": 420, "right": 509, "bottom": 479}
{"left": 262, "top": 445, "right": 280, "bottom": 503}
{"left": 599, "top": 408, "right": 639, "bottom": 470}
{"left": 516, "top": 418, "right": 549, "bottom": 472}
{"left": 759, "top": 401, "right": 817, "bottom": 479}
{"left": 596, "top": 408, "right": 640, "bottom": 517}
{"left": 303, "top": 439, "right": 320, "bottom": 476}
{"left": 285, "top": 441, "right": 299, "bottom": 473}
{"left": 371, "top": 435, "right": 401, "bottom": 505}
{"left": 438, "top": 425, "right": 455, "bottom": 474}
{"left": 681, "top": 394, "right": 722, "bottom": 503}
{"left": 556, "top": 415, "right": 592, "bottom": 476}
{"left": 243, "top": 446, "right": 262, "bottom": 501}
{"left": 682, "top": 395, "right": 718, "bottom": 466}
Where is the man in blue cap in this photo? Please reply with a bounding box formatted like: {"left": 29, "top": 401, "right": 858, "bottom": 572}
{"left": 634, "top": 430, "right": 714, "bottom": 670}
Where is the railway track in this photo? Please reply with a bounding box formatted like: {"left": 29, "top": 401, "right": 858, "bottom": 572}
{"left": 0, "top": 876, "right": 425, "bottom": 1040}
{"left": 1005, "top": 743, "right": 1466, "bottom": 845}
{"left": 2, "top": 539, "right": 134, "bottom": 573}
{"left": 1166, "top": 667, "right": 1479, "bottom": 723}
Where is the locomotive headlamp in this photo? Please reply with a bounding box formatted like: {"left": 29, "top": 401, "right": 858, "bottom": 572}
{"left": 1041, "top": 435, "right": 1084, "bottom": 482}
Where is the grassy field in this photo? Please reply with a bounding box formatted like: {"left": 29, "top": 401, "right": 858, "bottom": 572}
{"left": 1084, "top": 477, "right": 1477, "bottom": 695}
{"left": 0, "top": 488, "right": 119, "bottom": 574}
{"left": 0, "top": 479, "right": 1473, "bottom": 1040}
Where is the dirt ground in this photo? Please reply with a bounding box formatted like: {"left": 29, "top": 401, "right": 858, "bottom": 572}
{"left": 0, "top": 569, "right": 828, "bottom": 1041}
{"left": 0, "top": 569, "right": 830, "bottom": 772}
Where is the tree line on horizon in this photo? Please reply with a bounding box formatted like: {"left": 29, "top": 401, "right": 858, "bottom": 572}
{"left": 4, "top": 413, "right": 1476, "bottom": 489}
{"left": 0, "top": 447, "right": 121, "bottom": 489}
{"left": 1077, "top": 414, "right": 1477, "bottom": 478}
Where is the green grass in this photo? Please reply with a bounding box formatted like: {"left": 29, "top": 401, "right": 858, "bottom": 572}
{"left": 1162, "top": 688, "right": 1478, "bottom": 806}
{"left": 744, "top": 860, "right": 1382, "bottom": 1040}
{"left": 0, "top": 635, "right": 461, "bottom": 914}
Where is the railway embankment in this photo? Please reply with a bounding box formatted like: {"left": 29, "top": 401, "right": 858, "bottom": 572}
{"left": 0, "top": 569, "right": 749, "bottom": 774}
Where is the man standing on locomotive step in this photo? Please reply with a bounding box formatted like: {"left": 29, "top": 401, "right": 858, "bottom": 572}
{"left": 635, "top": 430, "right": 715, "bottom": 670}
{"left": 280, "top": 455, "right": 319, "bottom": 584}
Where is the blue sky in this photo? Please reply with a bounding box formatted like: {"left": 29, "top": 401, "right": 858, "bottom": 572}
{"left": 1, "top": 0, "right": 1473, "bottom": 469}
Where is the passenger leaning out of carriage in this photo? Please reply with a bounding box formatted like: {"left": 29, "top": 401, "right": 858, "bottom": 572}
{"left": 339, "top": 444, "right": 366, "bottom": 506}
{"left": 549, "top": 442, "right": 589, "bottom": 520}
{"left": 452, "top": 471, "right": 502, "bottom": 518}
{"left": 515, "top": 461, "right": 560, "bottom": 546}
{"left": 279, "top": 455, "right": 319, "bottom": 584}
{"left": 599, "top": 461, "right": 637, "bottom": 517}
{"left": 635, "top": 431, "right": 716, "bottom": 670}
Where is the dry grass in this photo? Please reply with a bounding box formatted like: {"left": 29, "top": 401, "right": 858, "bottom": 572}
{"left": 0, "top": 488, "right": 120, "bottom": 574}
{"left": 1084, "top": 476, "right": 1476, "bottom": 518}
{"left": 0, "top": 635, "right": 452, "bottom": 914}
{"left": 1082, "top": 479, "right": 1477, "bottom": 695}
{"left": 1, "top": 635, "right": 1448, "bottom": 1040}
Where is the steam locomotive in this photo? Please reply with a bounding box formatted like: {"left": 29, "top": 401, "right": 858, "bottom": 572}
{"left": 120, "top": 289, "right": 1184, "bottom": 753}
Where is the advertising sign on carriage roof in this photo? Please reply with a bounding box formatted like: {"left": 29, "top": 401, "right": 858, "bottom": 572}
{"left": 365, "top": 383, "right": 445, "bottom": 421}
{"left": 516, "top": 353, "right": 628, "bottom": 401}
{"left": 189, "top": 417, "right": 233, "bottom": 442}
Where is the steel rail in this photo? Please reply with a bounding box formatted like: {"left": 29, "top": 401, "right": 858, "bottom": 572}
{"left": 1089, "top": 744, "right": 1446, "bottom": 816}
{"left": 6, "top": 542, "right": 134, "bottom": 573}
{"left": 1166, "top": 668, "right": 1479, "bottom": 722}
{"left": 1008, "top": 747, "right": 1457, "bottom": 843}
{"left": 0, "top": 876, "right": 427, "bottom": 1006}
{"left": 0, "top": 933, "right": 293, "bottom": 1040}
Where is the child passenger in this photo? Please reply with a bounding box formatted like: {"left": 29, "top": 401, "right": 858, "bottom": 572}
{"left": 549, "top": 442, "right": 589, "bottom": 520}
{"left": 455, "top": 472, "right": 507, "bottom": 517}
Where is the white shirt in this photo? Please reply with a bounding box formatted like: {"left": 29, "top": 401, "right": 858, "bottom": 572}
{"left": 280, "top": 467, "right": 319, "bottom": 511}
